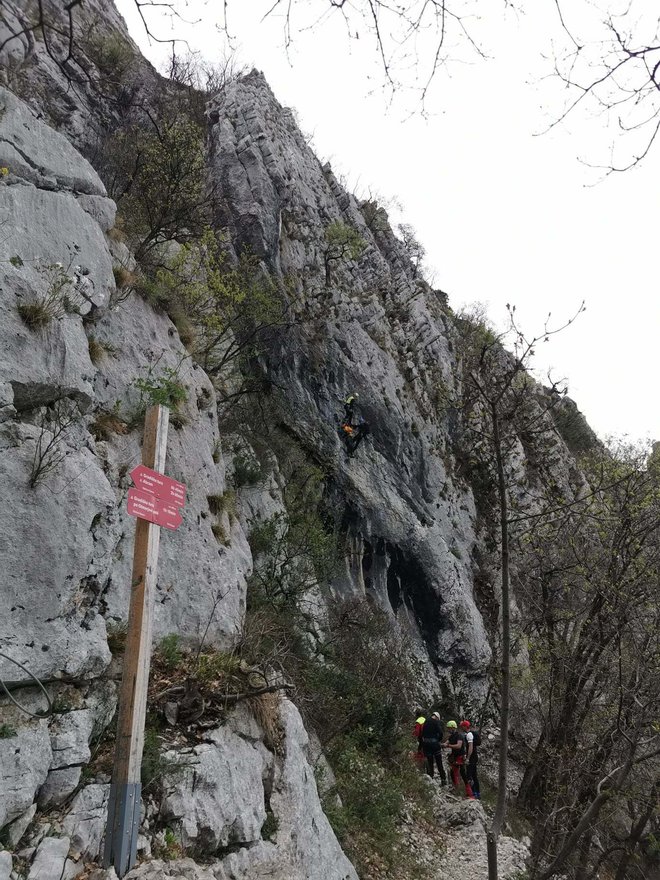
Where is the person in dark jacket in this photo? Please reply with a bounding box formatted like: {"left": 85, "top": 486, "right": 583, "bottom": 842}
{"left": 459, "top": 719, "right": 480, "bottom": 799}
{"left": 343, "top": 393, "right": 359, "bottom": 423}
{"left": 421, "top": 711, "right": 447, "bottom": 783}
{"left": 444, "top": 720, "right": 474, "bottom": 798}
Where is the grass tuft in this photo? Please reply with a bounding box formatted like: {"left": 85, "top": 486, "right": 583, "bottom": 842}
{"left": 18, "top": 301, "right": 52, "bottom": 329}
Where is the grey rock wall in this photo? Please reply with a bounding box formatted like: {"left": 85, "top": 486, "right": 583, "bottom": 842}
{"left": 0, "top": 0, "right": 158, "bottom": 152}
{"left": 0, "top": 74, "right": 357, "bottom": 880}
{"left": 0, "top": 83, "right": 251, "bottom": 691}
{"left": 209, "top": 71, "right": 493, "bottom": 697}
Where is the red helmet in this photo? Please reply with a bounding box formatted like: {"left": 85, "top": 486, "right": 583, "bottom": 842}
{"left": 459, "top": 720, "right": 471, "bottom": 729}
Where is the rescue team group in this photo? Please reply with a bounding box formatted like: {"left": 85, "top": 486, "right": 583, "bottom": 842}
{"left": 413, "top": 713, "right": 481, "bottom": 799}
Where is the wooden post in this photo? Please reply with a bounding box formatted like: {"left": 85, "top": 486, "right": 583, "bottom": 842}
{"left": 104, "top": 405, "right": 169, "bottom": 877}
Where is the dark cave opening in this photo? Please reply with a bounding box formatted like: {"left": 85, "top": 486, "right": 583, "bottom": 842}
{"left": 385, "top": 542, "right": 445, "bottom": 664}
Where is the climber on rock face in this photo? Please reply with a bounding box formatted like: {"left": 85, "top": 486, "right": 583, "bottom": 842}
{"left": 338, "top": 393, "right": 370, "bottom": 456}
{"left": 343, "top": 392, "right": 359, "bottom": 424}
{"left": 345, "top": 417, "right": 370, "bottom": 456}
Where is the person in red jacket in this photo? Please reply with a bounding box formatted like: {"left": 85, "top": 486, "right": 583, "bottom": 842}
{"left": 412, "top": 713, "right": 426, "bottom": 768}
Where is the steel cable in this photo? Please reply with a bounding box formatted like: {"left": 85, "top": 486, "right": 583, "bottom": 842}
{"left": 0, "top": 651, "right": 53, "bottom": 719}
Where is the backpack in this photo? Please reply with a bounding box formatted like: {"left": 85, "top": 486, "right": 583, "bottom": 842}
{"left": 462, "top": 730, "right": 482, "bottom": 761}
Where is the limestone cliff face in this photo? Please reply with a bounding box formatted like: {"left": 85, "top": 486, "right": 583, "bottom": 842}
{"left": 207, "top": 71, "right": 584, "bottom": 698}
{"left": 0, "top": 0, "right": 159, "bottom": 151}
{"left": 0, "top": 80, "right": 357, "bottom": 880}
{"left": 0, "top": 10, "right": 584, "bottom": 878}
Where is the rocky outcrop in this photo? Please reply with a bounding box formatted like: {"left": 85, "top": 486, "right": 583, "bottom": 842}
{"left": 74, "top": 700, "right": 357, "bottom": 880}
{"left": 0, "top": 851, "right": 11, "bottom": 880}
{"left": 0, "top": 723, "right": 52, "bottom": 829}
{"left": 160, "top": 724, "right": 270, "bottom": 852}
{"left": 0, "top": 0, "right": 158, "bottom": 152}
{"left": 62, "top": 784, "right": 110, "bottom": 861}
{"left": 207, "top": 70, "right": 589, "bottom": 705}
{"left": 27, "top": 836, "right": 71, "bottom": 880}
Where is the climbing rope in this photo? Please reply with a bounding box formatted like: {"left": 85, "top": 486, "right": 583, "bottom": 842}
{"left": 0, "top": 651, "right": 53, "bottom": 719}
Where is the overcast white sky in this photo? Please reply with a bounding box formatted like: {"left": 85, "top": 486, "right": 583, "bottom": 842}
{"left": 115, "top": 0, "right": 659, "bottom": 442}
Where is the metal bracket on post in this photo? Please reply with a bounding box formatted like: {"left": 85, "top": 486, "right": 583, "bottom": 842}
{"left": 103, "top": 782, "right": 141, "bottom": 875}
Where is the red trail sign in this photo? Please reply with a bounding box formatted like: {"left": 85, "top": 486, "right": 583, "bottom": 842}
{"left": 127, "top": 488, "right": 183, "bottom": 531}
{"left": 130, "top": 465, "right": 186, "bottom": 507}
{"left": 127, "top": 465, "right": 186, "bottom": 531}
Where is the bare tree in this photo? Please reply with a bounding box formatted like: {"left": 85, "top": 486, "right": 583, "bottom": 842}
{"left": 223, "top": 0, "right": 486, "bottom": 106}
{"left": 7, "top": 2, "right": 658, "bottom": 172}
{"left": 0, "top": 0, "right": 184, "bottom": 61}
{"left": 547, "top": 1, "right": 660, "bottom": 174}
{"left": 397, "top": 223, "right": 426, "bottom": 278}
{"left": 512, "top": 439, "right": 660, "bottom": 878}
{"left": 29, "top": 398, "right": 82, "bottom": 488}
{"left": 455, "top": 303, "right": 584, "bottom": 880}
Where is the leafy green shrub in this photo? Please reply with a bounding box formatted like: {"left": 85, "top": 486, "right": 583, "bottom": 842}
{"left": 134, "top": 366, "right": 187, "bottom": 411}
{"left": 83, "top": 31, "right": 134, "bottom": 79}
{"left": 322, "top": 730, "right": 432, "bottom": 877}
{"left": 104, "top": 118, "right": 208, "bottom": 262}
{"left": 0, "top": 724, "right": 17, "bottom": 738}
{"left": 232, "top": 450, "right": 263, "bottom": 487}
{"left": 326, "top": 734, "right": 403, "bottom": 840}
{"left": 140, "top": 231, "right": 284, "bottom": 379}
{"left": 141, "top": 727, "right": 164, "bottom": 788}
{"left": 153, "top": 827, "right": 183, "bottom": 860}
{"left": 247, "top": 465, "right": 337, "bottom": 612}
{"left": 324, "top": 221, "right": 366, "bottom": 283}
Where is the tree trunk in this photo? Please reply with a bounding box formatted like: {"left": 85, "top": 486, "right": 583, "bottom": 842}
{"left": 487, "top": 407, "right": 510, "bottom": 880}
{"left": 613, "top": 777, "right": 659, "bottom": 880}
{"left": 538, "top": 751, "right": 638, "bottom": 880}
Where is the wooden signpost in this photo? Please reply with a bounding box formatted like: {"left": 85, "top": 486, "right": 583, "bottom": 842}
{"left": 104, "top": 405, "right": 186, "bottom": 877}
